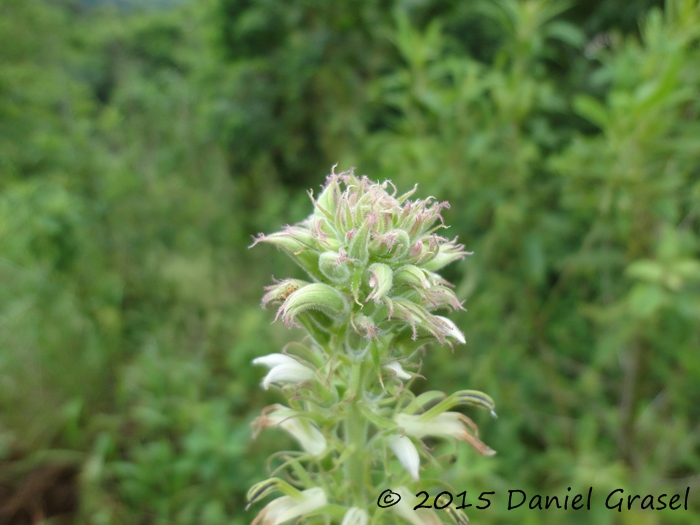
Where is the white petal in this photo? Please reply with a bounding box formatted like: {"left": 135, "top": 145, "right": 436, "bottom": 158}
{"left": 387, "top": 434, "right": 420, "bottom": 480}
{"left": 267, "top": 410, "right": 327, "bottom": 456}
{"left": 426, "top": 412, "right": 467, "bottom": 439}
{"left": 275, "top": 488, "right": 327, "bottom": 524}
{"left": 434, "top": 316, "right": 466, "bottom": 344}
{"left": 394, "top": 412, "right": 495, "bottom": 456}
{"left": 252, "top": 353, "right": 300, "bottom": 369}
{"left": 392, "top": 487, "right": 442, "bottom": 525}
{"left": 254, "top": 488, "right": 327, "bottom": 525}
{"left": 341, "top": 506, "right": 369, "bottom": 525}
{"left": 394, "top": 413, "right": 428, "bottom": 438}
{"left": 395, "top": 412, "right": 464, "bottom": 440}
{"left": 253, "top": 354, "right": 316, "bottom": 390}
{"left": 261, "top": 362, "right": 316, "bottom": 390}
{"left": 383, "top": 362, "right": 412, "bottom": 380}
{"left": 254, "top": 495, "right": 295, "bottom": 525}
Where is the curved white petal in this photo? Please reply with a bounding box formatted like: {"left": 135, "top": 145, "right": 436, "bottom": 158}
{"left": 341, "top": 506, "right": 369, "bottom": 525}
{"left": 253, "top": 353, "right": 316, "bottom": 390}
{"left": 384, "top": 362, "right": 412, "bottom": 380}
{"left": 252, "top": 353, "right": 300, "bottom": 368}
{"left": 434, "top": 316, "right": 465, "bottom": 344}
{"left": 387, "top": 434, "right": 420, "bottom": 480}
{"left": 267, "top": 409, "right": 327, "bottom": 456}
{"left": 261, "top": 362, "right": 316, "bottom": 390}
{"left": 253, "top": 488, "right": 327, "bottom": 525}
{"left": 392, "top": 487, "right": 442, "bottom": 525}
{"left": 275, "top": 487, "right": 326, "bottom": 524}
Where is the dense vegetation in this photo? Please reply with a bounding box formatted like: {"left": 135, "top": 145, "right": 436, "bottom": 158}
{"left": 0, "top": 0, "right": 698, "bottom": 523}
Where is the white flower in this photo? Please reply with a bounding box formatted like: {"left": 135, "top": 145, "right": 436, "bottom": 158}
{"left": 252, "top": 487, "right": 327, "bottom": 525}
{"left": 252, "top": 353, "right": 316, "bottom": 390}
{"left": 387, "top": 434, "right": 420, "bottom": 480}
{"left": 434, "top": 316, "right": 466, "bottom": 344}
{"left": 391, "top": 487, "right": 442, "bottom": 525}
{"left": 254, "top": 404, "right": 327, "bottom": 456}
{"left": 395, "top": 412, "right": 495, "bottom": 456}
{"left": 341, "top": 506, "right": 369, "bottom": 525}
{"left": 383, "top": 361, "right": 412, "bottom": 380}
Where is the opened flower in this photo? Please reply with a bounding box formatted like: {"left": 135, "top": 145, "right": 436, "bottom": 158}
{"left": 252, "top": 353, "right": 317, "bottom": 390}
{"left": 253, "top": 405, "right": 327, "bottom": 457}
{"left": 395, "top": 412, "right": 495, "bottom": 456}
{"left": 340, "top": 507, "right": 369, "bottom": 525}
{"left": 252, "top": 487, "right": 327, "bottom": 525}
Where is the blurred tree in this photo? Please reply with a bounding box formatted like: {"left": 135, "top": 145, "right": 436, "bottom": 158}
{"left": 0, "top": 0, "right": 697, "bottom": 523}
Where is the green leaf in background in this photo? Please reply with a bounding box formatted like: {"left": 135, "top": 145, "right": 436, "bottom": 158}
{"left": 573, "top": 94, "right": 611, "bottom": 128}
{"left": 1, "top": 0, "right": 699, "bottom": 523}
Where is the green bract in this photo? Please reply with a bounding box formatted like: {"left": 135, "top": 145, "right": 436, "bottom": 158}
{"left": 248, "top": 170, "right": 496, "bottom": 525}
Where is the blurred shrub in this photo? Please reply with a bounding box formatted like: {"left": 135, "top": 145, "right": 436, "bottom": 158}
{"left": 357, "top": 1, "right": 700, "bottom": 523}
{"left": 0, "top": 0, "right": 698, "bottom": 524}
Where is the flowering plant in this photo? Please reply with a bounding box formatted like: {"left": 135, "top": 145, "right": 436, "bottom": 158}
{"left": 248, "top": 169, "right": 496, "bottom": 524}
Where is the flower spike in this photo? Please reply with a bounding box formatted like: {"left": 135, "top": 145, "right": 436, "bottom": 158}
{"left": 248, "top": 170, "right": 496, "bottom": 524}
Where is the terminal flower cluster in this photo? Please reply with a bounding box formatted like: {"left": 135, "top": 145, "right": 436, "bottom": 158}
{"left": 247, "top": 169, "right": 496, "bottom": 525}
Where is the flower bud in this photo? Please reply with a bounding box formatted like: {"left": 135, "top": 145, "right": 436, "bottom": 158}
{"left": 423, "top": 287, "right": 463, "bottom": 311}
{"left": 314, "top": 174, "right": 341, "bottom": 218}
{"left": 420, "top": 390, "right": 497, "bottom": 420}
{"left": 261, "top": 279, "right": 309, "bottom": 308}
{"left": 350, "top": 313, "right": 380, "bottom": 340}
{"left": 369, "top": 229, "right": 411, "bottom": 260}
{"left": 346, "top": 217, "right": 373, "bottom": 265}
{"left": 393, "top": 265, "right": 431, "bottom": 290}
{"left": 319, "top": 250, "right": 353, "bottom": 283}
{"left": 277, "top": 283, "right": 348, "bottom": 327}
{"left": 251, "top": 227, "right": 323, "bottom": 281}
{"left": 403, "top": 390, "right": 446, "bottom": 415}
{"left": 392, "top": 298, "right": 460, "bottom": 343}
{"left": 366, "top": 263, "right": 393, "bottom": 303}
{"left": 246, "top": 478, "right": 302, "bottom": 510}
{"left": 422, "top": 240, "right": 471, "bottom": 272}
{"left": 434, "top": 316, "right": 466, "bottom": 344}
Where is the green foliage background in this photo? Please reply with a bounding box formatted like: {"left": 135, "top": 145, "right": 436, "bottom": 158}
{"left": 0, "top": 0, "right": 698, "bottom": 523}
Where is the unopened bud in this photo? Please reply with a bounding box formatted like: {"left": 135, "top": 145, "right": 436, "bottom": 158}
{"left": 278, "top": 283, "right": 348, "bottom": 327}
{"left": 319, "top": 250, "right": 354, "bottom": 283}
{"left": 366, "top": 263, "right": 393, "bottom": 303}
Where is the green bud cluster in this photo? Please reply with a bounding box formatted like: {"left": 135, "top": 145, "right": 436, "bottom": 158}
{"left": 253, "top": 170, "right": 468, "bottom": 349}
{"left": 248, "top": 169, "right": 496, "bottom": 525}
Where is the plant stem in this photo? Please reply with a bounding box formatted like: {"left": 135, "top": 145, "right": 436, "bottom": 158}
{"left": 345, "top": 360, "right": 367, "bottom": 507}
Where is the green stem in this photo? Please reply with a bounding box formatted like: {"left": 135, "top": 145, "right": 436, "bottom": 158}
{"left": 345, "top": 360, "right": 367, "bottom": 506}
